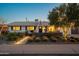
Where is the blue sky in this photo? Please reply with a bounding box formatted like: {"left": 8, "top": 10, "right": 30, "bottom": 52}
{"left": 0, "top": 3, "right": 60, "bottom": 23}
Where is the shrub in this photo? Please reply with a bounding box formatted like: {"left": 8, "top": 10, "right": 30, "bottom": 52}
{"left": 49, "top": 36, "right": 57, "bottom": 42}
{"left": 6, "top": 32, "right": 19, "bottom": 41}
{"left": 42, "top": 36, "right": 49, "bottom": 42}
{"left": 17, "top": 33, "right": 24, "bottom": 38}
{"left": 34, "top": 37, "right": 41, "bottom": 42}
{"left": 68, "top": 37, "right": 77, "bottom": 42}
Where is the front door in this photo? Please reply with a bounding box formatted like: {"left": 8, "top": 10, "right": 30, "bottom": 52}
{"left": 39, "top": 26, "right": 42, "bottom": 33}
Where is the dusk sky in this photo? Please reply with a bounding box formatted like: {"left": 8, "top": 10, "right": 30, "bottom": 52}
{"left": 0, "top": 3, "right": 60, "bottom": 23}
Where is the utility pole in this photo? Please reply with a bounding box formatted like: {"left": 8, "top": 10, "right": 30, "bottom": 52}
{"left": 26, "top": 17, "right": 27, "bottom": 22}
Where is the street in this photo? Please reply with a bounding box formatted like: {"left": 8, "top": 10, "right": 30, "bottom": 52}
{"left": 0, "top": 44, "right": 79, "bottom": 55}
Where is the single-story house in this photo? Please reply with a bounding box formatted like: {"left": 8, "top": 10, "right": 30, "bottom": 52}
{"left": 0, "top": 21, "right": 79, "bottom": 35}
{"left": 8, "top": 21, "right": 61, "bottom": 33}
{"left": 8, "top": 21, "right": 51, "bottom": 33}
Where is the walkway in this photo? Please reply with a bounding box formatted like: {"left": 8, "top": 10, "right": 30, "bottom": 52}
{"left": 14, "top": 36, "right": 31, "bottom": 45}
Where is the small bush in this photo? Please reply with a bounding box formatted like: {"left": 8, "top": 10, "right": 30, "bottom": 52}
{"left": 6, "top": 32, "right": 19, "bottom": 41}
{"left": 68, "top": 37, "right": 76, "bottom": 42}
{"left": 42, "top": 36, "right": 49, "bottom": 42}
{"left": 34, "top": 37, "right": 41, "bottom": 42}
{"left": 49, "top": 36, "right": 57, "bottom": 42}
{"left": 75, "top": 38, "right": 79, "bottom": 42}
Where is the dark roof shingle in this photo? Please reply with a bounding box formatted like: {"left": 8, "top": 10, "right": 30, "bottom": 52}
{"left": 8, "top": 21, "right": 49, "bottom": 26}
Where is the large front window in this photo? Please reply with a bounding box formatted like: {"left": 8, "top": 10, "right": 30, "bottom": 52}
{"left": 13, "top": 26, "right": 20, "bottom": 31}
{"left": 27, "top": 26, "right": 34, "bottom": 31}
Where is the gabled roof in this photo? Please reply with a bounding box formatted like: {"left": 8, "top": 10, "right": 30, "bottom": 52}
{"left": 0, "top": 24, "right": 7, "bottom": 26}
{"left": 8, "top": 21, "right": 49, "bottom": 26}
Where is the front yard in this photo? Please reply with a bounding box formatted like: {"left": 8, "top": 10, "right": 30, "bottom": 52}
{"left": 0, "top": 32, "right": 25, "bottom": 44}
{"left": 0, "top": 32, "right": 79, "bottom": 45}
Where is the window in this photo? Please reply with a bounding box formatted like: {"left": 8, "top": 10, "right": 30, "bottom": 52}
{"left": 13, "top": 26, "right": 20, "bottom": 31}
{"left": 21, "top": 26, "right": 25, "bottom": 30}
{"left": 42, "top": 26, "right": 46, "bottom": 32}
{"left": 47, "top": 26, "right": 55, "bottom": 32}
{"left": 27, "top": 26, "right": 34, "bottom": 31}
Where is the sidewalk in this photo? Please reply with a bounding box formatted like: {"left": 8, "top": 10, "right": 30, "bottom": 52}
{"left": 0, "top": 44, "right": 79, "bottom": 55}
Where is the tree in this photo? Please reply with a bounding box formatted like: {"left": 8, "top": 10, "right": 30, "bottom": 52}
{"left": 48, "top": 8, "right": 58, "bottom": 25}
{"left": 48, "top": 3, "right": 79, "bottom": 40}
{"left": 48, "top": 4, "right": 70, "bottom": 40}
{"left": 48, "top": 3, "right": 79, "bottom": 26}
{"left": 65, "top": 3, "right": 79, "bottom": 27}
{"left": 48, "top": 4, "right": 67, "bottom": 27}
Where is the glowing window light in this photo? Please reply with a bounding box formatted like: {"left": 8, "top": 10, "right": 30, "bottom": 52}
{"left": 13, "top": 26, "right": 20, "bottom": 31}
{"left": 57, "top": 27, "right": 61, "bottom": 30}
{"left": 42, "top": 26, "right": 46, "bottom": 32}
{"left": 47, "top": 26, "right": 55, "bottom": 32}
{"left": 27, "top": 26, "right": 34, "bottom": 30}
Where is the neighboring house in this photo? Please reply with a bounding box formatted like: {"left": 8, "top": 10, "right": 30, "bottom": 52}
{"left": 0, "top": 24, "right": 8, "bottom": 33}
